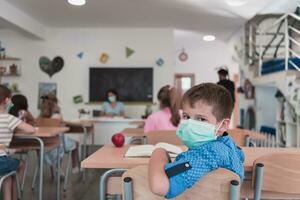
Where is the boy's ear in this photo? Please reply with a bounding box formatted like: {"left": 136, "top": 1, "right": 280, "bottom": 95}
{"left": 217, "top": 118, "right": 230, "bottom": 135}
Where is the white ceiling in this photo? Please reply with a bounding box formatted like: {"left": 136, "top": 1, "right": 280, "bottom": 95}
{"left": 2, "top": 0, "right": 294, "bottom": 40}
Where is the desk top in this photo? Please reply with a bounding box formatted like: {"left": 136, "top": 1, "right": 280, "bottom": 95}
{"left": 64, "top": 120, "right": 94, "bottom": 127}
{"left": 15, "top": 127, "right": 70, "bottom": 137}
{"left": 122, "top": 128, "right": 144, "bottom": 137}
{"left": 81, "top": 145, "right": 300, "bottom": 172}
{"left": 80, "top": 117, "right": 144, "bottom": 123}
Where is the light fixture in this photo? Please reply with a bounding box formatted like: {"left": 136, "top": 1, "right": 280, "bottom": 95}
{"left": 67, "top": 0, "right": 86, "bottom": 6}
{"left": 203, "top": 35, "right": 216, "bottom": 42}
{"left": 226, "top": 0, "right": 247, "bottom": 7}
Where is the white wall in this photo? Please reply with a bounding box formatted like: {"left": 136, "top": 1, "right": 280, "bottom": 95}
{"left": 0, "top": 28, "right": 174, "bottom": 119}
{"left": 174, "top": 30, "right": 234, "bottom": 84}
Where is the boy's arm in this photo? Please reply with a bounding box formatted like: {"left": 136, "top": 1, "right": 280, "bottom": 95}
{"left": 148, "top": 148, "right": 170, "bottom": 196}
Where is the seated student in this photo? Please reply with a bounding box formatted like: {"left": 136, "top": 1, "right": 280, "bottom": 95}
{"left": 149, "top": 83, "right": 244, "bottom": 198}
{"left": 144, "top": 85, "right": 181, "bottom": 132}
{"left": 40, "top": 94, "right": 79, "bottom": 174}
{"left": 0, "top": 85, "right": 35, "bottom": 200}
{"left": 101, "top": 89, "right": 125, "bottom": 117}
{"left": 9, "top": 94, "right": 35, "bottom": 126}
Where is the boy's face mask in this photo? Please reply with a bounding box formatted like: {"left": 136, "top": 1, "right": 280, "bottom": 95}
{"left": 108, "top": 95, "right": 116, "bottom": 103}
{"left": 176, "top": 119, "right": 223, "bottom": 148}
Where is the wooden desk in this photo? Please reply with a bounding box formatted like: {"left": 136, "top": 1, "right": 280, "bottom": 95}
{"left": 227, "top": 128, "right": 267, "bottom": 147}
{"left": 121, "top": 128, "right": 144, "bottom": 137}
{"left": 77, "top": 117, "right": 143, "bottom": 145}
{"left": 11, "top": 127, "right": 69, "bottom": 200}
{"left": 82, "top": 145, "right": 300, "bottom": 200}
{"left": 82, "top": 145, "right": 300, "bottom": 172}
{"left": 242, "top": 147, "right": 300, "bottom": 172}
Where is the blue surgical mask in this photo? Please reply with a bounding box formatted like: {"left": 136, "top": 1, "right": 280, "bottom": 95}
{"left": 108, "top": 95, "right": 116, "bottom": 103}
{"left": 176, "top": 119, "right": 222, "bottom": 148}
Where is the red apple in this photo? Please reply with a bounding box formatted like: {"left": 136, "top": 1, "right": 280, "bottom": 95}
{"left": 111, "top": 133, "right": 125, "bottom": 147}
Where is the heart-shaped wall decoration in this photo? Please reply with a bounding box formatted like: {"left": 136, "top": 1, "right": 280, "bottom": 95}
{"left": 39, "top": 56, "right": 64, "bottom": 77}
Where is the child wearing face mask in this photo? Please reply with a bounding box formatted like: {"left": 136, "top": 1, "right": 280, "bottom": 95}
{"left": 0, "top": 85, "right": 35, "bottom": 200}
{"left": 148, "top": 83, "right": 244, "bottom": 198}
{"left": 101, "top": 89, "right": 125, "bottom": 117}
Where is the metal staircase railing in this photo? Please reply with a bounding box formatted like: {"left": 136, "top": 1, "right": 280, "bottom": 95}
{"left": 248, "top": 7, "right": 300, "bottom": 76}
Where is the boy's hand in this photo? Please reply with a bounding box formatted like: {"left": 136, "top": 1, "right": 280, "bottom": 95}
{"left": 148, "top": 148, "right": 170, "bottom": 196}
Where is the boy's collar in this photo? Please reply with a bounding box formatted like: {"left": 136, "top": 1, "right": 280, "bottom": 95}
{"left": 222, "top": 132, "right": 228, "bottom": 137}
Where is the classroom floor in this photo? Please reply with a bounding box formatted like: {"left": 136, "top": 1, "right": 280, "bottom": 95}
{"left": 19, "top": 145, "right": 108, "bottom": 200}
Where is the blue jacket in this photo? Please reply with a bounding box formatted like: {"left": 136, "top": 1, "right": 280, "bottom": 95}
{"left": 164, "top": 133, "right": 245, "bottom": 199}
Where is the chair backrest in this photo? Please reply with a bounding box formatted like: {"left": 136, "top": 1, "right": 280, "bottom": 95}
{"left": 253, "top": 153, "right": 300, "bottom": 194}
{"left": 146, "top": 130, "right": 182, "bottom": 145}
{"left": 35, "top": 117, "right": 62, "bottom": 127}
{"left": 122, "top": 165, "right": 240, "bottom": 200}
{"left": 227, "top": 128, "right": 266, "bottom": 147}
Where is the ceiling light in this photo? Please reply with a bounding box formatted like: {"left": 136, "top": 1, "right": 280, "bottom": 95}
{"left": 226, "top": 0, "right": 247, "bottom": 7}
{"left": 67, "top": 0, "right": 86, "bottom": 6}
{"left": 203, "top": 35, "right": 216, "bottom": 42}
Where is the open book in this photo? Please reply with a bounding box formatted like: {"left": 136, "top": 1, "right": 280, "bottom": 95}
{"left": 124, "top": 142, "right": 183, "bottom": 158}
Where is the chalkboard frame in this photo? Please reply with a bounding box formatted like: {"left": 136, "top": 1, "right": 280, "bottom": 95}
{"left": 89, "top": 67, "right": 154, "bottom": 103}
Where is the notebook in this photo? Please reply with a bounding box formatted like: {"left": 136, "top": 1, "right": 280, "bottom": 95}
{"left": 124, "top": 142, "right": 183, "bottom": 158}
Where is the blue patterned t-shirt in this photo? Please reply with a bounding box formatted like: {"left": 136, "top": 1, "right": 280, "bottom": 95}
{"left": 164, "top": 133, "right": 245, "bottom": 199}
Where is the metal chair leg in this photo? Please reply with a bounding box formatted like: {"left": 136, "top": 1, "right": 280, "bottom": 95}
{"left": 63, "top": 151, "right": 72, "bottom": 191}
{"left": 99, "top": 169, "right": 127, "bottom": 200}
{"left": 254, "top": 163, "right": 264, "bottom": 200}
{"left": 230, "top": 180, "right": 240, "bottom": 200}
{"left": 123, "top": 177, "right": 133, "bottom": 200}
{"left": 31, "top": 165, "right": 39, "bottom": 190}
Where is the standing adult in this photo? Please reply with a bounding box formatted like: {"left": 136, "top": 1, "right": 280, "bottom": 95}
{"left": 217, "top": 66, "right": 235, "bottom": 105}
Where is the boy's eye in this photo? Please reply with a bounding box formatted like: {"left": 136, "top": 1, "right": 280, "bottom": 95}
{"left": 195, "top": 116, "right": 207, "bottom": 122}
{"left": 182, "top": 114, "right": 190, "bottom": 120}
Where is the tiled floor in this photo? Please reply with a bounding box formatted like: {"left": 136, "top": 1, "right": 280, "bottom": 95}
{"left": 19, "top": 146, "right": 108, "bottom": 200}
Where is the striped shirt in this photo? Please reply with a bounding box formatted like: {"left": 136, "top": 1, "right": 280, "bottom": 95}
{"left": 0, "top": 114, "right": 21, "bottom": 156}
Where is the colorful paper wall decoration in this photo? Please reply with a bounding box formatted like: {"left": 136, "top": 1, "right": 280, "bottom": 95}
{"left": 100, "top": 53, "right": 109, "bottom": 64}
{"left": 73, "top": 95, "right": 83, "bottom": 104}
{"left": 126, "top": 47, "right": 135, "bottom": 58}
{"left": 179, "top": 49, "right": 188, "bottom": 62}
{"left": 39, "top": 56, "right": 64, "bottom": 78}
{"left": 77, "top": 52, "right": 84, "bottom": 59}
{"left": 156, "top": 58, "right": 164, "bottom": 66}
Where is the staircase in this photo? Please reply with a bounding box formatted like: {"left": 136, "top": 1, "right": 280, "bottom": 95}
{"left": 245, "top": 6, "right": 300, "bottom": 147}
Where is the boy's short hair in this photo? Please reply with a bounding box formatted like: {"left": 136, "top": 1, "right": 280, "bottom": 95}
{"left": 0, "top": 85, "right": 11, "bottom": 104}
{"left": 183, "top": 83, "right": 233, "bottom": 121}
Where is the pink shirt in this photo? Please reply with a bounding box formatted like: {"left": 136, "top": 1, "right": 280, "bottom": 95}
{"left": 144, "top": 108, "right": 178, "bottom": 133}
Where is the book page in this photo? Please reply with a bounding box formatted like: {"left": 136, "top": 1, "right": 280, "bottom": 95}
{"left": 124, "top": 145, "right": 155, "bottom": 157}
{"left": 154, "top": 142, "right": 183, "bottom": 155}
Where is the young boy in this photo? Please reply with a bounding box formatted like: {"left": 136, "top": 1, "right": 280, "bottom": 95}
{"left": 0, "top": 85, "right": 35, "bottom": 200}
{"left": 149, "top": 83, "right": 244, "bottom": 198}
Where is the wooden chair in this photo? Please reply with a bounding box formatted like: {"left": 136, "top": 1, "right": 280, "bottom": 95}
{"left": 146, "top": 130, "right": 182, "bottom": 145}
{"left": 242, "top": 153, "right": 300, "bottom": 200}
{"left": 227, "top": 128, "right": 267, "bottom": 147}
{"left": 122, "top": 165, "right": 240, "bottom": 200}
